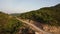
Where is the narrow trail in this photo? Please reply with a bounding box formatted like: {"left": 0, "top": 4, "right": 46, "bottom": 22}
{"left": 15, "top": 17, "right": 52, "bottom": 34}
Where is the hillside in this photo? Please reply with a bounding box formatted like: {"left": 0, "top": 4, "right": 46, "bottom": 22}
{"left": 0, "top": 12, "right": 36, "bottom": 34}
{"left": 14, "top": 4, "right": 60, "bottom": 26}
{"left": 0, "top": 12, "right": 23, "bottom": 34}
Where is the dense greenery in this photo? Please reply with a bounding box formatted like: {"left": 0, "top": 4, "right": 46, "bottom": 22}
{"left": 0, "top": 12, "right": 23, "bottom": 34}
{"left": 16, "top": 4, "right": 60, "bottom": 26}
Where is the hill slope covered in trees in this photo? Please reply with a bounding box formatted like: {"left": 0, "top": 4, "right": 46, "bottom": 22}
{"left": 15, "top": 4, "right": 60, "bottom": 26}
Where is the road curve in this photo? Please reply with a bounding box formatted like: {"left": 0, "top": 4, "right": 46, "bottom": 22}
{"left": 15, "top": 17, "right": 52, "bottom": 34}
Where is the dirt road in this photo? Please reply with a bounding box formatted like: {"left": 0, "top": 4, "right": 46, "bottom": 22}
{"left": 15, "top": 17, "right": 52, "bottom": 34}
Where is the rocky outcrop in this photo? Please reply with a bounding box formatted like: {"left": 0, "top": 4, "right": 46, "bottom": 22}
{"left": 43, "top": 25, "right": 60, "bottom": 34}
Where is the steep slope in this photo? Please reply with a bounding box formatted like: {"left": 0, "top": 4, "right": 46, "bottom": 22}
{"left": 15, "top": 4, "right": 60, "bottom": 26}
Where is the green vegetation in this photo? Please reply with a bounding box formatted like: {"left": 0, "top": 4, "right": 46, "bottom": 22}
{"left": 0, "top": 12, "right": 23, "bottom": 34}
{"left": 0, "top": 12, "right": 35, "bottom": 34}
{"left": 16, "top": 4, "right": 60, "bottom": 26}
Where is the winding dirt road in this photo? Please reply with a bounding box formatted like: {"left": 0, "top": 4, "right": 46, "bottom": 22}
{"left": 15, "top": 17, "right": 52, "bottom": 34}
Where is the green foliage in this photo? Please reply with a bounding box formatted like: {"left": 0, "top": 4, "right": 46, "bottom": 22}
{"left": 0, "top": 12, "right": 23, "bottom": 34}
